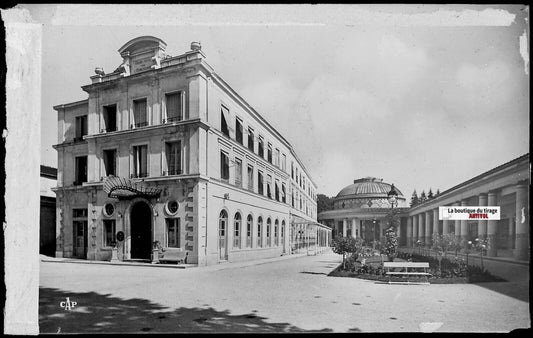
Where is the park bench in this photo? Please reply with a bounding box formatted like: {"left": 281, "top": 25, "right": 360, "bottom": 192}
{"left": 158, "top": 248, "right": 188, "bottom": 264}
{"left": 383, "top": 262, "right": 431, "bottom": 285}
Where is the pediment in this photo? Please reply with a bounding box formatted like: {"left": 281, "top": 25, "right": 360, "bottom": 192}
{"left": 118, "top": 36, "right": 167, "bottom": 56}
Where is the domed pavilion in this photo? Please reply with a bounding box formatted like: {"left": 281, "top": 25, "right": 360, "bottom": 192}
{"left": 318, "top": 177, "right": 409, "bottom": 244}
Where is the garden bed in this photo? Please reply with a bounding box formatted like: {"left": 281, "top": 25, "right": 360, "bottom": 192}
{"left": 328, "top": 251, "right": 506, "bottom": 284}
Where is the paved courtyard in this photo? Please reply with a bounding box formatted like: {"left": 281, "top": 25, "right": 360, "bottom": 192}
{"left": 39, "top": 250, "right": 530, "bottom": 333}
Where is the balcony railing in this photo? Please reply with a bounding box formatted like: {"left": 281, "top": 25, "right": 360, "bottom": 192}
{"left": 163, "top": 116, "right": 183, "bottom": 124}
{"left": 100, "top": 127, "right": 117, "bottom": 133}
{"left": 162, "top": 169, "right": 182, "bottom": 176}
{"left": 130, "top": 122, "right": 149, "bottom": 129}
{"left": 130, "top": 172, "right": 148, "bottom": 179}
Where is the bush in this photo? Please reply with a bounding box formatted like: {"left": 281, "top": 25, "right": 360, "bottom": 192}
{"left": 331, "top": 237, "right": 363, "bottom": 269}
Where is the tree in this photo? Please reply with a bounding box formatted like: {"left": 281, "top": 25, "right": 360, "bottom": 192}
{"left": 382, "top": 207, "right": 400, "bottom": 261}
{"left": 427, "top": 188, "right": 434, "bottom": 199}
{"left": 442, "top": 232, "right": 461, "bottom": 257}
{"left": 317, "top": 194, "right": 334, "bottom": 214}
{"left": 382, "top": 226, "right": 399, "bottom": 262}
{"left": 436, "top": 189, "right": 440, "bottom": 196}
{"left": 419, "top": 190, "right": 427, "bottom": 203}
{"left": 410, "top": 190, "right": 419, "bottom": 207}
{"left": 331, "top": 236, "right": 360, "bottom": 269}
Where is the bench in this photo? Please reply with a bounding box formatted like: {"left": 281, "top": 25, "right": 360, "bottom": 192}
{"left": 158, "top": 248, "right": 188, "bottom": 264}
{"left": 383, "top": 262, "right": 431, "bottom": 285}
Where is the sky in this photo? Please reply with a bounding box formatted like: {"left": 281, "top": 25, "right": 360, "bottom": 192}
{"left": 30, "top": 4, "right": 529, "bottom": 198}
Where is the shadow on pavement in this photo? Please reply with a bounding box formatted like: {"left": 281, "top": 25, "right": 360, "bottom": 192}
{"left": 473, "top": 282, "right": 529, "bottom": 303}
{"left": 40, "top": 287, "right": 336, "bottom": 333}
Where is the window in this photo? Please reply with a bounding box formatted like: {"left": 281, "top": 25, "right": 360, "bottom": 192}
{"left": 274, "top": 219, "right": 279, "bottom": 246}
{"left": 295, "top": 167, "right": 299, "bottom": 184}
{"left": 132, "top": 145, "right": 148, "bottom": 178}
{"left": 267, "top": 143, "right": 272, "bottom": 163}
{"left": 246, "top": 215, "right": 252, "bottom": 248}
{"left": 103, "top": 203, "right": 115, "bottom": 217}
{"left": 221, "top": 105, "right": 230, "bottom": 137}
{"left": 267, "top": 218, "right": 272, "bottom": 246}
{"left": 248, "top": 128, "right": 254, "bottom": 151}
{"left": 219, "top": 210, "right": 228, "bottom": 237}
{"left": 74, "top": 156, "right": 87, "bottom": 185}
{"left": 165, "top": 92, "right": 183, "bottom": 122}
{"left": 257, "top": 217, "right": 263, "bottom": 247}
{"left": 292, "top": 191, "right": 295, "bottom": 207}
{"left": 166, "top": 218, "right": 180, "bottom": 248}
{"left": 291, "top": 162, "right": 294, "bottom": 179}
{"left": 258, "top": 170, "right": 264, "bottom": 195}
{"left": 275, "top": 180, "right": 280, "bottom": 201}
{"left": 133, "top": 98, "right": 148, "bottom": 127}
{"left": 282, "top": 154, "right": 287, "bottom": 172}
{"left": 73, "top": 208, "right": 88, "bottom": 218}
{"left": 236, "top": 118, "right": 243, "bottom": 144}
{"left": 103, "top": 105, "right": 117, "bottom": 132}
{"left": 247, "top": 165, "right": 254, "bottom": 191}
{"left": 165, "top": 200, "right": 179, "bottom": 215}
{"left": 258, "top": 137, "right": 264, "bottom": 158}
{"left": 165, "top": 141, "right": 181, "bottom": 175}
{"left": 266, "top": 175, "right": 272, "bottom": 199}
{"left": 103, "top": 220, "right": 116, "bottom": 247}
{"left": 282, "top": 183, "right": 286, "bottom": 203}
{"left": 75, "top": 115, "right": 88, "bottom": 141}
{"left": 103, "top": 149, "right": 117, "bottom": 177}
{"left": 234, "top": 213, "right": 241, "bottom": 248}
{"left": 275, "top": 148, "right": 280, "bottom": 167}
{"left": 281, "top": 220, "right": 285, "bottom": 242}
{"left": 235, "top": 157, "right": 242, "bottom": 187}
{"left": 220, "top": 151, "right": 229, "bottom": 181}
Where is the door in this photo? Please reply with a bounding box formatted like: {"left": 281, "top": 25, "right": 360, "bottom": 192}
{"left": 130, "top": 202, "right": 152, "bottom": 259}
{"left": 219, "top": 210, "right": 228, "bottom": 260}
{"left": 73, "top": 221, "right": 87, "bottom": 258}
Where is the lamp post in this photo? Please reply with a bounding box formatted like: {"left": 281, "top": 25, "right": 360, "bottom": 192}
{"left": 384, "top": 184, "right": 399, "bottom": 261}
{"left": 387, "top": 184, "right": 399, "bottom": 226}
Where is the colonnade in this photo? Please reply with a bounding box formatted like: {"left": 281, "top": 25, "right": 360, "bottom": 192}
{"left": 290, "top": 222, "right": 332, "bottom": 255}
{"left": 405, "top": 184, "right": 529, "bottom": 260}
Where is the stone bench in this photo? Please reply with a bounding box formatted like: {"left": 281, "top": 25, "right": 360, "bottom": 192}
{"left": 158, "top": 248, "right": 188, "bottom": 264}
{"left": 383, "top": 262, "right": 431, "bottom": 285}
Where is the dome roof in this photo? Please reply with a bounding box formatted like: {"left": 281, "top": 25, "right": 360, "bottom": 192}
{"left": 336, "top": 177, "right": 403, "bottom": 198}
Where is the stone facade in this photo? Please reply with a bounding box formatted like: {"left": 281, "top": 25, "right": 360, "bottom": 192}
{"left": 53, "top": 36, "right": 329, "bottom": 266}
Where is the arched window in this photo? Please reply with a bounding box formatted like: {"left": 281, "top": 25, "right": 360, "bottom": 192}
{"left": 257, "top": 217, "right": 263, "bottom": 247}
{"left": 234, "top": 212, "right": 241, "bottom": 248}
{"left": 274, "top": 219, "right": 279, "bottom": 246}
{"left": 281, "top": 220, "right": 285, "bottom": 243}
{"left": 219, "top": 210, "right": 228, "bottom": 244}
{"left": 267, "top": 218, "right": 272, "bottom": 246}
{"left": 246, "top": 214, "right": 253, "bottom": 248}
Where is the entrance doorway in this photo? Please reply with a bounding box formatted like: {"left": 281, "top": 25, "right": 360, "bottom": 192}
{"left": 130, "top": 202, "right": 152, "bottom": 260}
{"left": 219, "top": 210, "right": 228, "bottom": 260}
{"left": 73, "top": 220, "right": 87, "bottom": 258}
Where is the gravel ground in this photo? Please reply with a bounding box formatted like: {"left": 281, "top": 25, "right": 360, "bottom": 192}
{"left": 39, "top": 250, "right": 530, "bottom": 333}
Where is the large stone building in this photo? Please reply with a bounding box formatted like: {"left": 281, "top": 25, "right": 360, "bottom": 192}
{"left": 52, "top": 36, "right": 329, "bottom": 266}
{"left": 318, "top": 154, "right": 530, "bottom": 262}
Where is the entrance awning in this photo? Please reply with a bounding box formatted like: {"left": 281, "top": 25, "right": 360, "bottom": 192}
{"left": 103, "top": 176, "right": 162, "bottom": 199}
